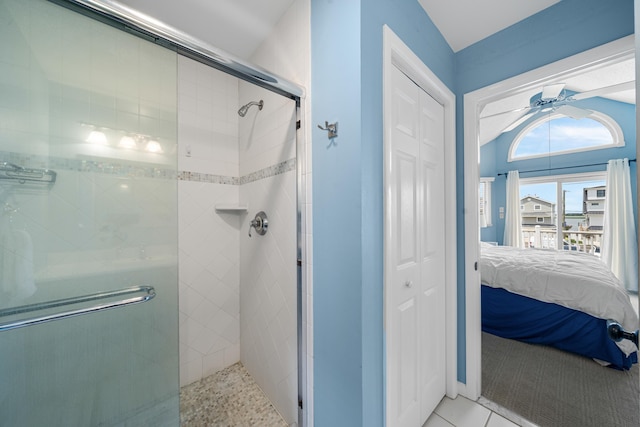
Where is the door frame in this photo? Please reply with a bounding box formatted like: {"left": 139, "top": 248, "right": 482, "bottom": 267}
{"left": 383, "top": 25, "right": 458, "bottom": 420}
{"left": 462, "top": 35, "right": 635, "bottom": 399}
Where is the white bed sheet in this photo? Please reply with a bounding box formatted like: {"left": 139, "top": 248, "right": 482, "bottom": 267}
{"left": 480, "top": 243, "right": 639, "bottom": 356}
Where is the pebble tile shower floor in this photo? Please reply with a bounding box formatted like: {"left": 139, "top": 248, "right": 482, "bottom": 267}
{"left": 180, "top": 362, "right": 288, "bottom": 426}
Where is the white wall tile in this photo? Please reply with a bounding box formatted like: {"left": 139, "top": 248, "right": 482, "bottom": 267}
{"left": 176, "top": 66, "right": 243, "bottom": 386}
{"left": 178, "top": 56, "right": 239, "bottom": 177}
{"left": 174, "top": 9, "right": 311, "bottom": 427}
{"left": 240, "top": 171, "right": 297, "bottom": 425}
{"left": 179, "top": 356, "right": 203, "bottom": 388}
{"left": 243, "top": 1, "right": 311, "bottom": 424}
{"left": 202, "top": 350, "right": 225, "bottom": 378}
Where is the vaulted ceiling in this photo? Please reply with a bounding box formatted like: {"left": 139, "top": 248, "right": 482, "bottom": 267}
{"left": 417, "top": 0, "right": 561, "bottom": 53}
{"left": 116, "top": 0, "right": 562, "bottom": 59}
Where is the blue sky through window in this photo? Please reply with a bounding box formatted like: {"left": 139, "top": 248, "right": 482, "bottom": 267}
{"left": 514, "top": 116, "right": 613, "bottom": 158}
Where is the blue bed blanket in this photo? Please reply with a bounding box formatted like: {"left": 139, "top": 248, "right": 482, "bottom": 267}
{"left": 481, "top": 285, "right": 638, "bottom": 370}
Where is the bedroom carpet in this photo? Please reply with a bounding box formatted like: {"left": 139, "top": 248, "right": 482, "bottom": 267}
{"left": 482, "top": 332, "right": 639, "bottom": 427}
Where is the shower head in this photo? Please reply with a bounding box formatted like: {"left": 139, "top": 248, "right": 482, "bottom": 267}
{"left": 238, "top": 100, "right": 264, "bottom": 117}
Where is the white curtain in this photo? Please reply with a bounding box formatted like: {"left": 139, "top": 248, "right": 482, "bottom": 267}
{"left": 503, "top": 170, "right": 523, "bottom": 247}
{"left": 602, "top": 159, "right": 638, "bottom": 292}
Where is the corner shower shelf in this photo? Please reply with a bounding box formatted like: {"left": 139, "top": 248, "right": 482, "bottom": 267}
{"left": 215, "top": 204, "right": 248, "bottom": 213}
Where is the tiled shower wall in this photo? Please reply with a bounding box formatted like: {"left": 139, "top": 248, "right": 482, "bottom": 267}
{"left": 177, "top": 55, "right": 298, "bottom": 427}
{"left": 177, "top": 3, "right": 308, "bottom": 426}
{"left": 239, "top": 78, "right": 297, "bottom": 424}
{"left": 177, "top": 57, "right": 242, "bottom": 386}
{"left": 248, "top": 0, "right": 312, "bottom": 424}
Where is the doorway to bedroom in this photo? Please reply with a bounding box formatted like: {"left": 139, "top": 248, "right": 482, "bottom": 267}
{"left": 465, "top": 36, "right": 639, "bottom": 426}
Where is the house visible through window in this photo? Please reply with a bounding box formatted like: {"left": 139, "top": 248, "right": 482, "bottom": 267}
{"left": 519, "top": 172, "right": 606, "bottom": 253}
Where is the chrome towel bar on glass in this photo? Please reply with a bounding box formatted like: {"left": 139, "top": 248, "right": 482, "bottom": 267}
{"left": 0, "top": 285, "right": 156, "bottom": 332}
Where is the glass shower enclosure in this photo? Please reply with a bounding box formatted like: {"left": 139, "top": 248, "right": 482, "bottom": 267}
{"left": 0, "top": 0, "right": 179, "bottom": 424}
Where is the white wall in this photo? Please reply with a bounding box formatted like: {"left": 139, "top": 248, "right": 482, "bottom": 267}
{"left": 251, "top": 1, "right": 312, "bottom": 424}
{"left": 176, "top": 3, "right": 311, "bottom": 425}
{"left": 238, "top": 80, "right": 297, "bottom": 423}
{"left": 238, "top": 1, "right": 311, "bottom": 425}
{"left": 177, "top": 57, "right": 242, "bottom": 386}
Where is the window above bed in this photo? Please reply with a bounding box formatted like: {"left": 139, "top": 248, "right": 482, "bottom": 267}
{"left": 508, "top": 111, "right": 624, "bottom": 162}
{"left": 519, "top": 172, "right": 606, "bottom": 252}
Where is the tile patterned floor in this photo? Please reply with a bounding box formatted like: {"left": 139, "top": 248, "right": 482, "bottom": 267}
{"left": 180, "top": 358, "right": 634, "bottom": 427}
{"left": 180, "top": 363, "right": 528, "bottom": 427}
{"left": 424, "top": 395, "right": 535, "bottom": 427}
{"left": 180, "top": 362, "right": 287, "bottom": 427}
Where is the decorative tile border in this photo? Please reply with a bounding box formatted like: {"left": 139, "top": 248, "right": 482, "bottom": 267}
{"left": 1, "top": 150, "right": 295, "bottom": 185}
{"left": 240, "top": 158, "right": 296, "bottom": 185}
{"left": 178, "top": 158, "right": 296, "bottom": 185}
{"left": 177, "top": 171, "right": 239, "bottom": 185}
{"left": 0, "top": 151, "right": 177, "bottom": 180}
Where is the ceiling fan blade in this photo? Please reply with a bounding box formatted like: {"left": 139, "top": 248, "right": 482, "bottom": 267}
{"left": 541, "top": 83, "right": 565, "bottom": 100}
{"left": 571, "top": 80, "right": 635, "bottom": 101}
{"left": 501, "top": 111, "right": 536, "bottom": 133}
{"left": 555, "top": 104, "right": 591, "bottom": 119}
{"left": 480, "top": 105, "right": 533, "bottom": 120}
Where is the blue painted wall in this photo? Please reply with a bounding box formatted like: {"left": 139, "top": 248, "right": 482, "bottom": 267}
{"left": 311, "top": 0, "right": 453, "bottom": 425}
{"left": 311, "top": 0, "right": 634, "bottom": 424}
{"left": 480, "top": 97, "right": 637, "bottom": 245}
{"left": 311, "top": 2, "right": 363, "bottom": 426}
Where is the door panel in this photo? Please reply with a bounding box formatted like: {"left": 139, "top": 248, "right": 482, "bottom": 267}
{"left": 419, "top": 88, "right": 446, "bottom": 422}
{"left": 387, "top": 64, "right": 446, "bottom": 427}
{"left": 397, "top": 153, "right": 418, "bottom": 266}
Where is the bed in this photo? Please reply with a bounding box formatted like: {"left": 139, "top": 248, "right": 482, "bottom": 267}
{"left": 480, "top": 242, "right": 638, "bottom": 370}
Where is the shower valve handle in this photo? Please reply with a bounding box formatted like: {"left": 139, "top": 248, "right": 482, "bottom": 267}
{"left": 249, "top": 211, "right": 268, "bottom": 237}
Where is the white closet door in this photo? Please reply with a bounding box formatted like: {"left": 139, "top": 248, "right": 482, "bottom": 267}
{"left": 387, "top": 64, "right": 446, "bottom": 427}
{"left": 417, "top": 84, "right": 446, "bottom": 422}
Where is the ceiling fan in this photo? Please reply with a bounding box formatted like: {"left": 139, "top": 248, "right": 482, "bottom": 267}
{"left": 480, "top": 80, "right": 635, "bottom": 133}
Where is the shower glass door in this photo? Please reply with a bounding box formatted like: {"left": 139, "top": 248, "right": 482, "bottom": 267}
{"left": 0, "top": 0, "right": 179, "bottom": 425}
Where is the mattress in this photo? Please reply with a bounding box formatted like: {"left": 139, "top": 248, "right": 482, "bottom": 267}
{"left": 480, "top": 243, "right": 639, "bottom": 357}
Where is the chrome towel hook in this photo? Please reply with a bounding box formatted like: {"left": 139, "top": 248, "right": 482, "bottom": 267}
{"left": 317, "top": 121, "right": 338, "bottom": 138}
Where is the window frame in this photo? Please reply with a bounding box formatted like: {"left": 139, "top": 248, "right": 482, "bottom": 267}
{"left": 479, "top": 177, "right": 495, "bottom": 228}
{"left": 508, "top": 110, "right": 625, "bottom": 162}
{"left": 520, "top": 171, "right": 607, "bottom": 249}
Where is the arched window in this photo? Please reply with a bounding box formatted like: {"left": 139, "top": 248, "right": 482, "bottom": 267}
{"left": 508, "top": 111, "right": 624, "bottom": 161}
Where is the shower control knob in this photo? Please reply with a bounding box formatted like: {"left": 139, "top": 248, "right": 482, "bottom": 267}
{"left": 249, "top": 211, "right": 268, "bottom": 237}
